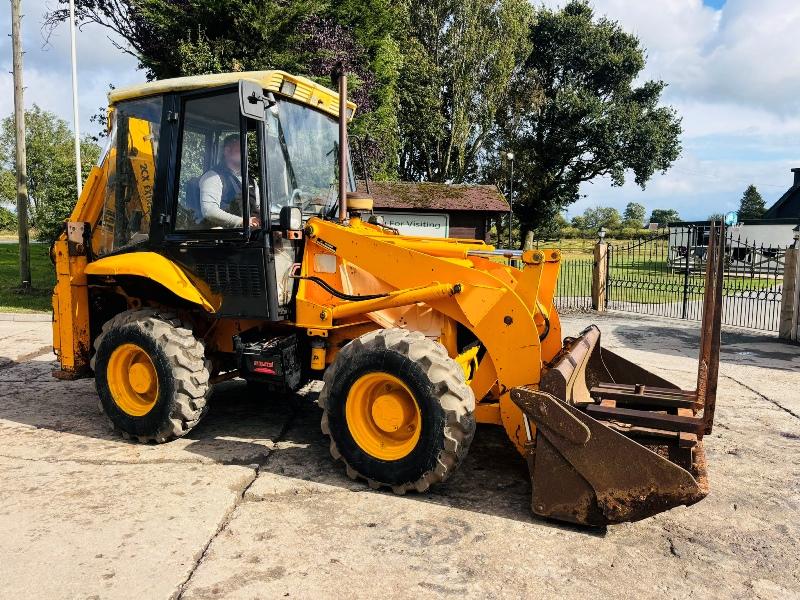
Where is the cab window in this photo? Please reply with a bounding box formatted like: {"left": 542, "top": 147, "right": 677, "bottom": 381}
{"left": 175, "top": 92, "right": 260, "bottom": 231}
{"left": 265, "top": 98, "right": 354, "bottom": 224}
{"left": 95, "top": 97, "right": 162, "bottom": 255}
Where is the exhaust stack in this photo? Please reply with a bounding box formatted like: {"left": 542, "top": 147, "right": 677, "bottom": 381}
{"left": 337, "top": 67, "right": 348, "bottom": 223}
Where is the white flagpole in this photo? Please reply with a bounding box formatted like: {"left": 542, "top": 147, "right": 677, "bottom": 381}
{"left": 68, "top": 0, "right": 82, "bottom": 197}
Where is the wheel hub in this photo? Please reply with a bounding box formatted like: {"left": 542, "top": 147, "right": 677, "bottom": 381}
{"left": 128, "top": 362, "right": 155, "bottom": 394}
{"left": 107, "top": 343, "right": 159, "bottom": 417}
{"left": 346, "top": 372, "right": 421, "bottom": 460}
{"left": 371, "top": 392, "right": 412, "bottom": 432}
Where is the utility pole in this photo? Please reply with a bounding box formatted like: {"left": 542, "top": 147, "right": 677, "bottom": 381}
{"left": 68, "top": 0, "right": 82, "bottom": 197}
{"left": 11, "top": 0, "right": 31, "bottom": 290}
{"left": 506, "top": 151, "right": 514, "bottom": 248}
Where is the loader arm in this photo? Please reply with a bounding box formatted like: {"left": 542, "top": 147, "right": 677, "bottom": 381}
{"left": 299, "top": 216, "right": 557, "bottom": 451}
{"left": 298, "top": 217, "right": 724, "bottom": 526}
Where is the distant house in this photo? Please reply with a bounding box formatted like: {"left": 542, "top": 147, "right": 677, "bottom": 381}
{"left": 671, "top": 168, "right": 799, "bottom": 247}
{"left": 357, "top": 181, "right": 509, "bottom": 242}
{"left": 763, "top": 168, "right": 800, "bottom": 219}
{"left": 667, "top": 167, "right": 800, "bottom": 263}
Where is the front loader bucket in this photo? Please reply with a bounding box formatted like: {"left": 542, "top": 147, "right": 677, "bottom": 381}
{"left": 511, "top": 383, "right": 708, "bottom": 526}
{"left": 513, "top": 223, "right": 724, "bottom": 526}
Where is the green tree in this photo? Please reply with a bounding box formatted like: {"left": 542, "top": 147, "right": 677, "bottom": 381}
{"left": 0, "top": 206, "right": 17, "bottom": 231}
{"left": 48, "top": 0, "right": 404, "bottom": 180}
{"left": 493, "top": 1, "right": 681, "bottom": 245}
{"left": 0, "top": 168, "right": 12, "bottom": 207}
{"left": 648, "top": 208, "right": 681, "bottom": 226}
{"left": 397, "top": 0, "right": 533, "bottom": 182}
{"left": 623, "top": 202, "right": 646, "bottom": 227}
{"left": 0, "top": 105, "right": 101, "bottom": 243}
{"left": 532, "top": 211, "right": 567, "bottom": 240}
{"left": 737, "top": 185, "right": 766, "bottom": 220}
{"left": 570, "top": 215, "right": 587, "bottom": 230}
{"left": 579, "top": 206, "right": 621, "bottom": 230}
{"left": 707, "top": 212, "right": 724, "bottom": 222}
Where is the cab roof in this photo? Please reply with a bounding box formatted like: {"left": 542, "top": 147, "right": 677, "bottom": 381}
{"left": 108, "top": 70, "right": 356, "bottom": 119}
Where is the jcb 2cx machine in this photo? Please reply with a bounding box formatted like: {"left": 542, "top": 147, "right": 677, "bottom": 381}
{"left": 51, "top": 70, "right": 724, "bottom": 526}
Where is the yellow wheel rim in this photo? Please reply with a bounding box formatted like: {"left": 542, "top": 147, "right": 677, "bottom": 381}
{"left": 346, "top": 372, "right": 422, "bottom": 461}
{"left": 107, "top": 343, "right": 159, "bottom": 417}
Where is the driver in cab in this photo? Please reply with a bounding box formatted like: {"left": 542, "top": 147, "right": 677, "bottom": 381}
{"left": 199, "top": 134, "right": 260, "bottom": 228}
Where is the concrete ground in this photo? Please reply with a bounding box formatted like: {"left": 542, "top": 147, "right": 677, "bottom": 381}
{"left": 0, "top": 313, "right": 798, "bottom": 599}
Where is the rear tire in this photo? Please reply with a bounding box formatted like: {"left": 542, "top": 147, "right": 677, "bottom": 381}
{"left": 319, "top": 328, "right": 476, "bottom": 493}
{"left": 91, "top": 308, "right": 210, "bottom": 443}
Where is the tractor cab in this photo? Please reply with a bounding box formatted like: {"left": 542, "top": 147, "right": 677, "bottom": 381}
{"left": 90, "top": 73, "right": 356, "bottom": 320}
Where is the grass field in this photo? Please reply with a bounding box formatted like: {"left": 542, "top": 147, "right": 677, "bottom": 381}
{"left": 0, "top": 243, "right": 55, "bottom": 312}
{"left": 556, "top": 259, "right": 776, "bottom": 303}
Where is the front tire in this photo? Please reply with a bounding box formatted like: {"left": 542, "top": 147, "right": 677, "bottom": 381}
{"left": 319, "top": 328, "right": 476, "bottom": 493}
{"left": 91, "top": 308, "right": 210, "bottom": 443}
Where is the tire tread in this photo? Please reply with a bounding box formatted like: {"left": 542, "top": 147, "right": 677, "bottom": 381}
{"left": 91, "top": 308, "right": 210, "bottom": 443}
{"left": 319, "top": 328, "right": 476, "bottom": 494}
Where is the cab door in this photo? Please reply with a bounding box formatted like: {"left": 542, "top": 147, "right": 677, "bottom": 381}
{"left": 160, "top": 86, "right": 278, "bottom": 319}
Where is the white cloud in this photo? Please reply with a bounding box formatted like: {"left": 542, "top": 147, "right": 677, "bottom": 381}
{"left": 691, "top": 0, "right": 800, "bottom": 116}
{"left": 538, "top": 0, "right": 800, "bottom": 219}
{"left": 0, "top": 0, "right": 144, "bottom": 137}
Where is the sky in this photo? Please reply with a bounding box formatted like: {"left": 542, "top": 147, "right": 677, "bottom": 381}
{"left": 539, "top": 0, "right": 800, "bottom": 221}
{"left": 0, "top": 1, "right": 142, "bottom": 139}
{"left": 2, "top": 0, "right": 800, "bottom": 221}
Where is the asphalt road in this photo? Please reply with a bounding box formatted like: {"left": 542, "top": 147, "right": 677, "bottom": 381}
{"left": 0, "top": 313, "right": 798, "bottom": 599}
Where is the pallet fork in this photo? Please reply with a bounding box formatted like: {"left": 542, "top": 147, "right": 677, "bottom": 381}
{"left": 512, "top": 223, "right": 724, "bottom": 526}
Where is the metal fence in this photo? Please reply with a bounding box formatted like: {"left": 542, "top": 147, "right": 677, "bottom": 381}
{"left": 606, "top": 226, "right": 787, "bottom": 332}
{"left": 555, "top": 257, "right": 593, "bottom": 311}
{"left": 607, "top": 228, "right": 705, "bottom": 320}
{"left": 500, "top": 227, "right": 787, "bottom": 331}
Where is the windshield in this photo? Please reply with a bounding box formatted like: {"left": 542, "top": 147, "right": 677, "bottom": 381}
{"left": 265, "top": 99, "right": 354, "bottom": 222}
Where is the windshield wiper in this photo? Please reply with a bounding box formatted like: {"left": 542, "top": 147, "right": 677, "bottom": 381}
{"left": 322, "top": 142, "right": 340, "bottom": 219}
{"left": 274, "top": 116, "right": 298, "bottom": 190}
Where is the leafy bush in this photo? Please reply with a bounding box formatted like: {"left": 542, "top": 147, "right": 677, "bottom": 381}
{"left": 559, "top": 226, "right": 581, "bottom": 239}
{"left": 0, "top": 206, "right": 17, "bottom": 231}
{"left": 0, "top": 106, "right": 101, "bottom": 244}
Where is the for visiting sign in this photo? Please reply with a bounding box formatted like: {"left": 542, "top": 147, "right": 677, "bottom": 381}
{"left": 374, "top": 212, "right": 449, "bottom": 237}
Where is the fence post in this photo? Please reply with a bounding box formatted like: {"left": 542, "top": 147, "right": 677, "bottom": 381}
{"left": 592, "top": 241, "right": 608, "bottom": 311}
{"left": 681, "top": 227, "right": 692, "bottom": 319}
{"left": 779, "top": 246, "right": 800, "bottom": 342}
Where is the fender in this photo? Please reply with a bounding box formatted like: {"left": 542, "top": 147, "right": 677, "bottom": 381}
{"left": 85, "top": 252, "right": 219, "bottom": 312}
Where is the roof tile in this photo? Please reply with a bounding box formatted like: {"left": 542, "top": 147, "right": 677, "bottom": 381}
{"left": 358, "top": 181, "right": 509, "bottom": 213}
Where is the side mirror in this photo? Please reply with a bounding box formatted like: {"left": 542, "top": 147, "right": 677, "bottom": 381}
{"left": 280, "top": 206, "right": 302, "bottom": 231}
{"left": 239, "top": 79, "right": 265, "bottom": 122}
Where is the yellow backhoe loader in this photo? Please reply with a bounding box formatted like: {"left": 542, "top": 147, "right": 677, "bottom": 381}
{"left": 51, "top": 69, "right": 724, "bottom": 526}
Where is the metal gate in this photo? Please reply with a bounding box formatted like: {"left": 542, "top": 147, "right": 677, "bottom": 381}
{"left": 606, "top": 226, "right": 786, "bottom": 331}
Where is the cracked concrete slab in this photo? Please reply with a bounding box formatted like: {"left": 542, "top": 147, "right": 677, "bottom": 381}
{"left": 0, "top": 455, "right": 256, "bottom": 599}
{"left": 0, "top": 313, "right": 797, "bottom": 598}
{"left": 0, "top": 359, "right": 290, "bottom": 466}
{"left": 0, "top": 320, "right": 52, "bottom": 367}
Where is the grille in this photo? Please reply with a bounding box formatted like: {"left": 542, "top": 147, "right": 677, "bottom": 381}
{"left": 195, "top": 263, "right": 264, "bottom": 298}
